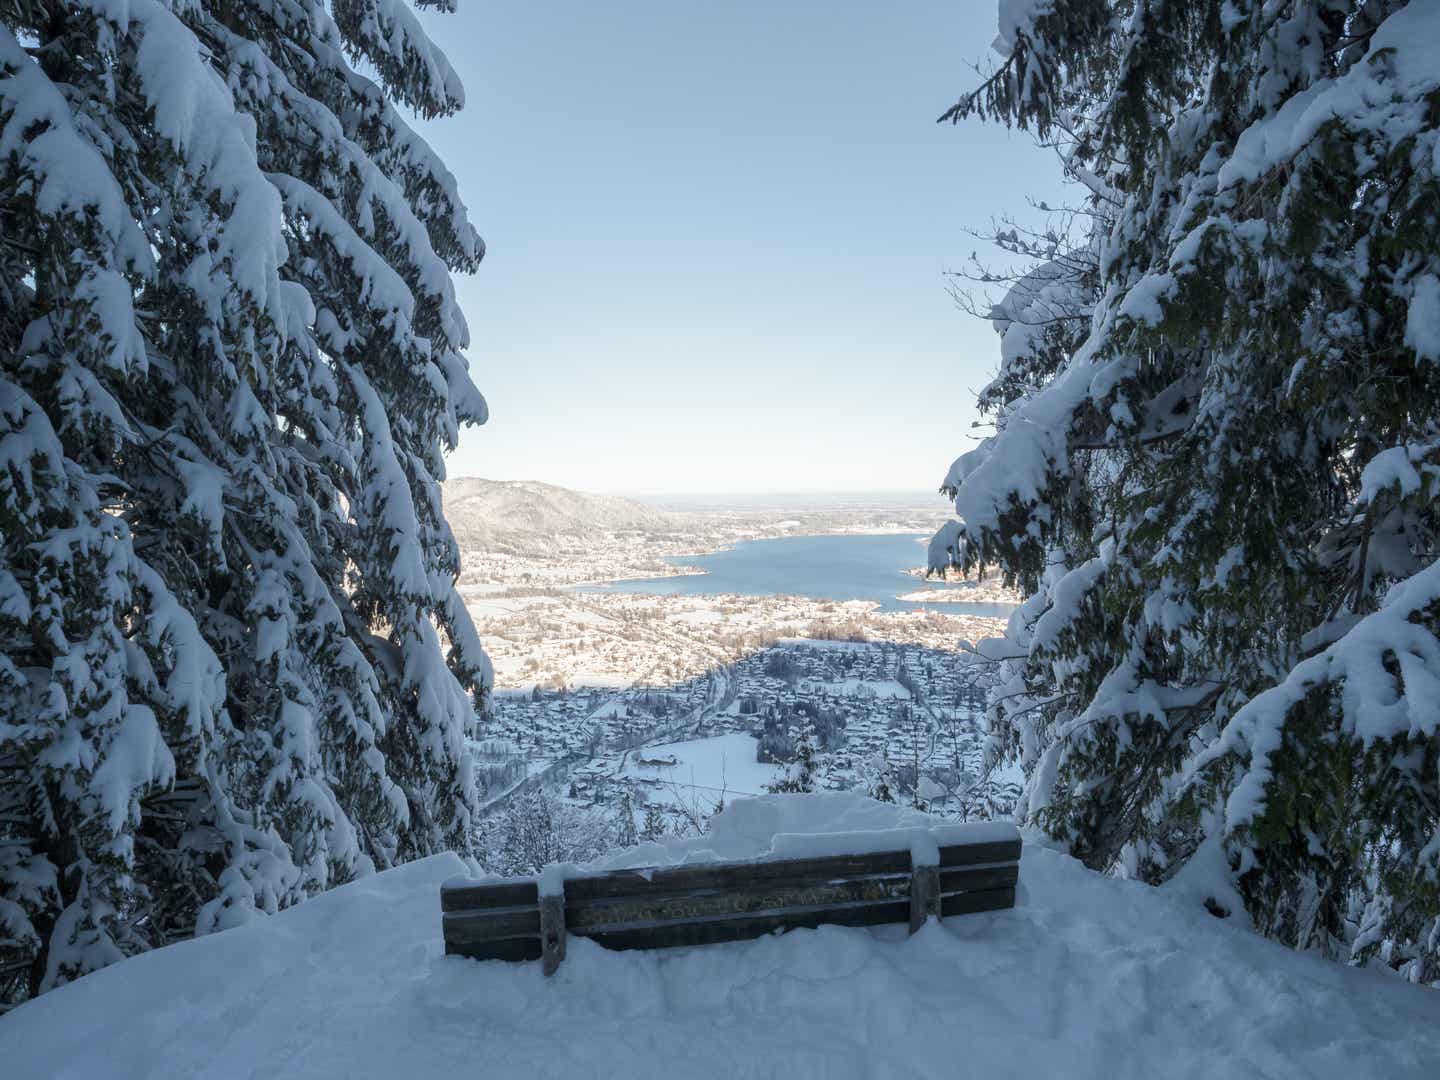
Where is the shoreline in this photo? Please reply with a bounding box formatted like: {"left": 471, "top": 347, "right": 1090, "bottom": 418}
{"left": 567, "top": 530, "right": 1019, "bottom": 612}
{"left": 460, "top": 528, "right": 947, "bottom": 592}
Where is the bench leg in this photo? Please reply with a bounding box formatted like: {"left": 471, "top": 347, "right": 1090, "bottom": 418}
{"left": 541, "top": 892, "right": 567, "bottom": 975}
{"left": 909, "top": 864, "right": 940, "bottom": 933}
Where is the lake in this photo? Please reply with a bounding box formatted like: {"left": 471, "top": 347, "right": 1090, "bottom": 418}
{"left": 579, "top": 532, "right": 1016, "bottom": 615}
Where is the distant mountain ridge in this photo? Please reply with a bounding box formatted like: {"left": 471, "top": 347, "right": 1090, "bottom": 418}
{"left": 443, "top": 477, "right": 691, "bottom": 547}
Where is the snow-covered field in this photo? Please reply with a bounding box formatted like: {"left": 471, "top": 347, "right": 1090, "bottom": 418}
{"left": 5, "top": 795, "right": 1437, "bottom": 1080}
{"left": 800, "top": 677, "right": 910, "bottom": 698}
{"left": 619, "top": 732, "right": 783, "bottom": 801}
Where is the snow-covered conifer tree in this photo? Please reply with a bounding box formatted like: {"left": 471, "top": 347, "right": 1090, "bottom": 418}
{"left": 640, "top": 802, "right": 667, "bottom": 843}
{"left": 867, "top": 756, "right": 898, "bottom": 805}
{"left": 936, "top": 0, "right": 1440, "bottom": 982}
{"left": 767, "top": 721, "right": 818, "bottom": 794}
{"left": 614, "top": 788, "right": 639, "bottom": 848}
{"left": 1, "top": 0, "right": 488, "bottom": 1007}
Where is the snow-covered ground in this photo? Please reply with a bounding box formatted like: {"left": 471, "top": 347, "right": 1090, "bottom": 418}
{"left": 5, "top": 795, "right": 1437, "bottom": 1079}
{"left": 619, "top": 732, "right": 783, "bottom": 801}
{"left": 800, "top": 676, "right": 910, "bottom": 698}
{"left": 895, "top": 588, "right": 1014, "bottom": 605}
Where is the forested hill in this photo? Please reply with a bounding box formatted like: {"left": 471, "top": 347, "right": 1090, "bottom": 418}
{"left": 443, "top": 478, "right": 693, "bottom": 548}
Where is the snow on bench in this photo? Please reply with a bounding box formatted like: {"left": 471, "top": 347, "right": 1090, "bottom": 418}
{"left": 441, "top": 821, "right": 1021, "bottom": 974}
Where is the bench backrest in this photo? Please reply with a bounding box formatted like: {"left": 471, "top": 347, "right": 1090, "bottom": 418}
{"left": 442, "top": 825, "right": 1021, "bottom": 973}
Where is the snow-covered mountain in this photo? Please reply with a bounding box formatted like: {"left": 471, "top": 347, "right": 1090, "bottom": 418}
{"left": 443, "top": 478, "right": 693, "bottom": 549}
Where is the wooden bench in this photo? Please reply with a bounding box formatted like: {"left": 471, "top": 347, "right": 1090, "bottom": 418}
{"left": 441, "top": 822, "right": 1021, "bottom": 974}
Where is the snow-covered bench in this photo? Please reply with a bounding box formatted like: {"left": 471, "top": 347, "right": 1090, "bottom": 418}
{"left": 441, "top": 821, "right": 1021, "bottom": 974}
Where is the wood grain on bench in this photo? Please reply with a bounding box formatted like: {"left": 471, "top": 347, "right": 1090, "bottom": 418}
{"left": 441, "top": 825, "right": 1021, "bottom": 974}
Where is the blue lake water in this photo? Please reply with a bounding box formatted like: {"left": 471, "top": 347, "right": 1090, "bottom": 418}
{"left": 579, "top": 533, "right": 1015, "bottom": 616}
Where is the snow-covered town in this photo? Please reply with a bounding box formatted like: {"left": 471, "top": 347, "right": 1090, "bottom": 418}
{"left": 465, "top": 586, "right": 1008, "bottom": 690}
{"left": 475, "top": 638, "right": 1021, "bottom": 841}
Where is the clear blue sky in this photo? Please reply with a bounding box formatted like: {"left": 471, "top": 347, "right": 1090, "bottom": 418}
{"left": 416, "top": 1, "right": 1063, "bottom": 494}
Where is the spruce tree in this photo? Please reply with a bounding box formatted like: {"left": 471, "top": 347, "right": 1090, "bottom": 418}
{"left": 0, "top": 0, "right": 487, "bottom": 1007}
{"left": 937, "top": 0, "right": 1440, "bottom": 982}
{"left": 767, "top": 722, "right": 818, "bottom": 794}
{"left": 868, "top": 756, "right": 898, "bottom": 805}
{"left": 640, "top": 803, "right": 667, "bottom": 843}
{"left": 614, "top": 787, "right": 639, "bottom": 848}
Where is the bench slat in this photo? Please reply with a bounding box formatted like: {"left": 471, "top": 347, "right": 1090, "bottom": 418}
{"left": 938, "top": 838, "right": 1022, "bottom": 868}
{"left": 441, "top": 879, "right": 539, "bottom": 913}
{"left": 443, "top": 907, "right": 542, "bottom": 944}
{"left": 444, "top": 935, "right": 542, "bottom": 962}
{"left": 440, "top": 843, "right": 1021, "bottom": 910}
{"left": 563, "top": 850, "right": 914, "bottom": 902}
{"left": 566, "top": 872, "right": 911, "bottom": 931}
{"left": 939, "top": 885, "right": 1016, "bottom": 918}
{"left": 578, "top": 897, "right": 911, "bottom": 952}
{"left": 938, "top": 863, "right": 1020, "bottom": 895}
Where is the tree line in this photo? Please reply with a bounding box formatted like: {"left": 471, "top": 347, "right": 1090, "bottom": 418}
{"left": 936, "top": 0, "right": 1440, "bottom": 984}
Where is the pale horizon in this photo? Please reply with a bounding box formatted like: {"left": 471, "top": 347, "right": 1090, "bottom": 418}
{"left": 444, "top": 469, "right": 948, "bottom": 502}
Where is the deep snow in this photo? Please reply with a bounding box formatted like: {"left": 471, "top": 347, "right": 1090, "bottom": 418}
{"left": 3, "top": 796, "right": 1437, "bottom": 1079}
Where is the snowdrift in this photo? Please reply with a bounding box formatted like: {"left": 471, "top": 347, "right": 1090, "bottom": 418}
{"left": 4, "top": 795, "right": 1437, "bottom": 1079}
